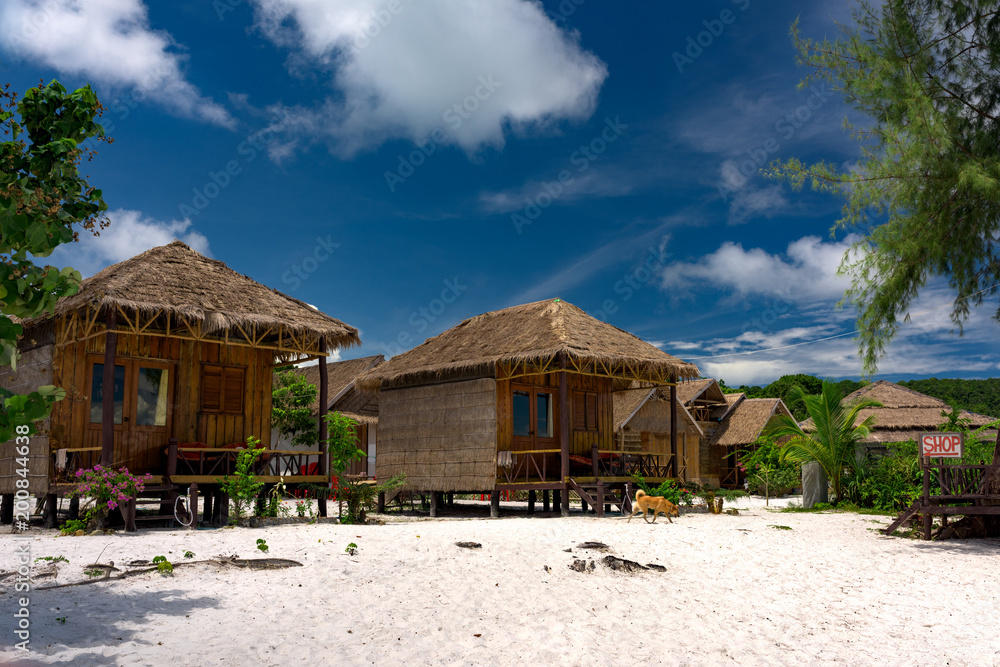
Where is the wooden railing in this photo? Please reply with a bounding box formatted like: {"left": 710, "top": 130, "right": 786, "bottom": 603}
{"left": 52, "top": 447, "right": 102, "bottom": 482}
{"left": 172, "top": 445, "right": 326, "bottom": 479}
{"left": 496, "top": 449, "right": 560, "bottom": 484}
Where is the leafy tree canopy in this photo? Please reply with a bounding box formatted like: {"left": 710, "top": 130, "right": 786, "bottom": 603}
{"left": 768, "top": 1, "right": 1000, "bottom": 374}
{"left": 1, "top": 80, "right": 109, "bottom": 442}
{"left": 271, "top": 368, "right": 319, "bottom": 449}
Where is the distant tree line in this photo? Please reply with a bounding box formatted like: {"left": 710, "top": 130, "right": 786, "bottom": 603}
{"left": 716, "top": 374, "right": 1000, "bottom": 422}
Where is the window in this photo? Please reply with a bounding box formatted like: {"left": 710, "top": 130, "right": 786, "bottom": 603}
{"left": 536, "top": 392, "right": 554, "bottom": 438}
{"left": 136, "top": 367, "right": 169, "bottom": 426}
{"left": 90, "top": 363, "right": 126, "bottom": 424}
{"left": 573, "top": 391, "right": 598, "bottom": 431}
{"left": 201, "top": 364, "right": 245, "bottom": 414}
{"left": 513, "top": 391, "right": 531, "bottom": 437}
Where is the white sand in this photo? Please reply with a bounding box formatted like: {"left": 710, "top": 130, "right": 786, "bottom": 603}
{"left": 3, "top": 498, "right": 999, "bottom": 666}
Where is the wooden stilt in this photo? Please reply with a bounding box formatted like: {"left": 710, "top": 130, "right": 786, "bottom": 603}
{"left": 377, "top": 491, "right": 386, "bottom": 514}
{"left": 189, "top": 483, "right": 199, "bottom": 529}
{"left": 100, "top": 307, "right": 118, "bottom": 467}
{"left": 219, "top": 492, "right": 230, "bottom": 525}
{"left": 0, "top": 494, "right": 13, "bottom": 524}
{"left": 430, "top": 491, "right": 439, "bottom": 517}
{"left": 543, "top": 490, "right": 550, "bottom": 512}
{"left": 43, "top": 494, "right": 57, "bottom": 528}
{"left": 125, "top": 495, "right": 136, "bottom": 532}
{"left": 447, "top": 492, "right": 454, "bottom": 507}
{"left": 596, "top": 480, "right": 605, "bottom": 518}
{"left": 202, "top": 490, "right": 214, "bottom": 525}
{"left": 553, "top": 489, "right": 561, "bottom": 512}
{"left": 528, "top": 490, "right": 536, "bottom": 514}
{"left": 68, "top": 496, "right": 80, "bottom": 521}
{"left": 559, "top": 352, "right": 570, "bottom": 517}
{"left": 923, "top": 455, "right": 932, "bottom": 540}
{"left": 318, "top": 337, "right": 329, "bottom": 518}
{"left": 670, "top": 382, "right": 679, "bottom": 478}
{"left": 490, "top": 490, "right": 500, "bottom": 518}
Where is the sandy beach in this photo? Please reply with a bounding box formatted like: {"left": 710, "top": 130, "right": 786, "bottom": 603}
{"left": 2, "top": 498, "right": 999, "bottom": 666}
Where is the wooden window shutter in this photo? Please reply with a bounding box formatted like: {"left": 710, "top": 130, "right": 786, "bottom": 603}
{"left": 201, "top": 365, "right": 223, "bottom": 412}
{"left": 585, "top": 393, "right": 598, "bottom": 430}
{"left": 222, "top": 366, "right": 245, "bottom": 414}
{"left": 573, "top": 392, "right": 586, "bottom": 430}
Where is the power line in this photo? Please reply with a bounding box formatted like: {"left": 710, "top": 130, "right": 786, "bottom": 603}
{"left": 684, "top": 282, "right": 1000, "bottom": 360}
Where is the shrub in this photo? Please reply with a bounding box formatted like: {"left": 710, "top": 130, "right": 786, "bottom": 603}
{"left": 216, "top": 438, "right": 265, "bottom": 525}
{"left": 738, "top": 436, "right": 801, "bottom": 496}
{"left": 69, "top": 465, "right": 152, "bottom": 528}
{"left": 631, "top": 475, "right": 693, "bottom": 506}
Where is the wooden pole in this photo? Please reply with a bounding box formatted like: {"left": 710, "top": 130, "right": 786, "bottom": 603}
{"left": 189, "top": 483, "right": 199, "bottom": 529}
{"left": 559, "top": 352, "right": 570, "bottom": 517}
{"left": 1, "top": 494, "right": 13, "bottom": 525}
{"left": 202, "top": 490, "right": 213, "bottom": 526}
{"left": 490, "top": 489, "right": 500, "bottom": 518}
{"left": 542, "top": 490, "right": 550, "bottom": 512}
{"left": 101, "top": 308, "right": 118, "bottom": 466}
{"left": 669, "top": 382, "right": 678, "bottom": 479}
{"left": 922, "top": 455, "right": 932, "bottom": 540}
{"left": 377, "top": 491, "right": 386, "bottom": 514}
{"left": 430, "top": 490, "right": 439, "bottom": 517}
{"left": 527, "top": 489, "right": 536, "bottom": 514}
{"left": 317, "top": 337, "right": 329, "bottom": 518}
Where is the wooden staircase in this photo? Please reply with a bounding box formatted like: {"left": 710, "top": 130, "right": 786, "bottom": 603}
{"left": 568, "top": 479, "right": 631, "bottom": 518}
{"left": 122, "top": 483, "right": 182, "bottom": 531}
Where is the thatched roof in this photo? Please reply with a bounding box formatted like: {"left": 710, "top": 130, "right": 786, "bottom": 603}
{"left": 356, "top": 299, "right": 700, "bottom": 390}
{"left": 23, "top": 241, "right": 360, "bottom": 349}
{"left": 280, "top": 355, "right": 383, "bottom": 424}
{"left": 834, "top": 381, "right": 998, "bottom": 442}
{"left": 711, "top": 398, "right": 793, "bottom": 448}
{"left": 613, "top": 384, "right": 702, "bottom": 435}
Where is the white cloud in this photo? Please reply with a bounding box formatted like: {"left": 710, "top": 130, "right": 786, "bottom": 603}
{"left": 250, "top": 0, "right": 607, "bottom": 157}
{"left": 44, "top": 209, "right": 210, "bottom": 277}
{"left": 660, "top": 235, "right": 858, "bottom": 304}
{"left": 0, "top": 0, "right": 233, "bottom": 127}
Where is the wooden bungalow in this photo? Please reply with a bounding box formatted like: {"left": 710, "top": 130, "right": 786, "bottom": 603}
{"left": 831, "top": 381, "right": 998, "bottom": 454}
{"left": 711, "top": 395, "right": 794, "bottom": 488}
{"left": 355, "top": 298, "right": 701, "bottom": 517}
{"left": 272, "top": 355, "right": 384, "bottom": 477}
{"left": 0, "top": 241, "right": 359, "bottom": 525}
{"left": 612, "top": 385, "right": 705, "bottom": 484}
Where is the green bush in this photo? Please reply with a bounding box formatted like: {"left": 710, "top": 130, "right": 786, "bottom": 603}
{"left": 738, "top": 437, "right": 801, "bottom": 494}
{"left": 631, "top": 475, "right": 693, "bottom": 506}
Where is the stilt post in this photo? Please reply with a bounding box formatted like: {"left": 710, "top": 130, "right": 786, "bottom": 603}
{"left": 318, "top": 337, "right": 329, "bottom": 518}
{"left": 558, "top": 352, "right": 570, "bottom": 517}
{"left": 101, "top": 307, "right": 118, "bottom": 466}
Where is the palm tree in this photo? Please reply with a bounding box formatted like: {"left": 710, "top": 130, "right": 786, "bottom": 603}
{"left": 767, "top": 380, "right": 881, "bottom": 502}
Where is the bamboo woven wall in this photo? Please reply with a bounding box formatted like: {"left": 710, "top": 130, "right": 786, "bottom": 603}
{"left": 376, "top": 378, "right": 498, "bottom": 492}
{"left": 0, "top": 346, "right": 54, "bottom": 495}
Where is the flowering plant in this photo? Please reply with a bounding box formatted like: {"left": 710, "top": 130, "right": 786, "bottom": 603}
{"left": 71, "top": 465, "right": 152, "bottom": 527}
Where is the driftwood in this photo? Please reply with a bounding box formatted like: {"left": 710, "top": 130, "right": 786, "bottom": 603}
{"left": 36, "top": 557, "right": 303, "bottom": 591}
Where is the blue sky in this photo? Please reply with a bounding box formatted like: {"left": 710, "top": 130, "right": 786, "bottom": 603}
{"left": 2, "top": 0, "right": 997, "bottom": 385}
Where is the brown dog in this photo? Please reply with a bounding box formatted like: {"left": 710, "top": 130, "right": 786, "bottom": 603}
{"left": 627, "top": 489, "right": 680, "bottom": 524}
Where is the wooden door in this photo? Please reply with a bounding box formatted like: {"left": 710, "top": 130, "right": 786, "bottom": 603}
{"left": 88, "top": 357, "right": 174, "bottom": 474}
{"left": 510, "top": 385, "right": 558, "bottom": 451}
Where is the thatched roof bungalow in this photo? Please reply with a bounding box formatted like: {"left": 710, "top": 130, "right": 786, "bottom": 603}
{"left": 613, "top": 385, "right": 705, "bottom": 483}
{"left": 0, "top": 241, "right": 359, "bottom": 518}
{"left": 710, "top": 396, "right": 793, "bottom": 488}
{"left": 836, "top": 381, "right": 998, "bottom": 447}
{"left": 357, "top": 298, "right": 700, "bottom": 516}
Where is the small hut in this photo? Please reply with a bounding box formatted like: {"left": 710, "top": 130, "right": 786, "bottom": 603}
{"left": 0, "top": 241, "right": 359, "bottom": 524}
{"left": 272, "top": 355, "right": 384, "bottom": 476}
{"left": 356, "top": 298, "right": 700, "bottom": 517}
{"left": 711, "top": 396, "right": 794, "bottom": 488}
{"left": 838, "top": 381, "right": 998, "bottom": 454}
{"left": 613, "top": 385, "right": 705, "bottom": 484}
